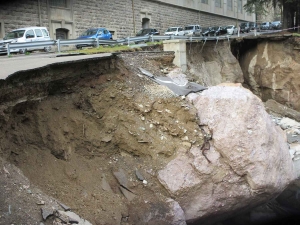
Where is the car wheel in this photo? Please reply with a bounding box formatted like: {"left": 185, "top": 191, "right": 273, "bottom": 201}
{"left": 44, "top": 46, "right": 51, "bottom": 52}
{"left": 19, "top": 49, "right": 27, "bottom": 54}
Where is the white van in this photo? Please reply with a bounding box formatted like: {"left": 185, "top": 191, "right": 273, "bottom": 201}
{"left": 2, "top": 27, "right": 51, "bottom": 53}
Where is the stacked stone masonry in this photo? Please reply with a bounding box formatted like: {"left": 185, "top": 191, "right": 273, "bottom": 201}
{"left": 0, "top": 0, "right": 241, "bottom": 39}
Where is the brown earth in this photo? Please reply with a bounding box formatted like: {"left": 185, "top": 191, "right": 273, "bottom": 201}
{"left": 0, "top": 49, "right": 205, "bottom": 225}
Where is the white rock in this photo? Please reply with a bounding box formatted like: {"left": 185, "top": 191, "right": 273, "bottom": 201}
{"left": 159, "top": 85, "right": 296, "bottom": 224}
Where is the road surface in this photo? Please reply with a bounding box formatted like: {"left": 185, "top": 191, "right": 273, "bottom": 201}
{"left": 0, "top": 52, "right": 112, "bottom": 80}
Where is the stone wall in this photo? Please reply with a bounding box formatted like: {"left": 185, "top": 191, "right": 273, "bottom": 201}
{"left": 0, "top": 0, "right": 48, "bottom": 38}
{"left": 0, "top": 0, "right": 240, "bottom": 39}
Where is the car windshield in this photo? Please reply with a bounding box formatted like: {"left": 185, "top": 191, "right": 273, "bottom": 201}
{"left": 227, "top": 26, "right": 234, "bottom": 29}
{"left": 185, "top": 26, "right": 194, "bottom": 30}
{"left": 81, "top": 29, "right": 98, "bottom": 36}
{"left": 166, "top": 28, "right": 177, "bottom": 32}
{"left": 240, "top": 23, "right": 247, "bottom": 27}
{"left": 4, "top": 30, "right": 25, "bottom": 40}
{"left": 213, "top": 26, "right": 219, "bottom": 30}
{"left": 202, "top": 27, "right": 210, "bottom": 32}
{"left": 221, "top": 26, "right": 227, "bottom": 29}
{"left": 261, "top": 23, "right": 267, "bottom": 25}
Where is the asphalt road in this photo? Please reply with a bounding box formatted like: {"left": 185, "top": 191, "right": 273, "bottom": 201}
{"left": 0, "top": 30, "right": 279, "bottom": 80}
{"left": 0, "top": 52, "right": 112, "bottom": 80}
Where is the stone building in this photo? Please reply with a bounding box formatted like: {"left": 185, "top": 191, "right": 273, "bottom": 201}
{"left": 0, "top": 0, "right": 255, "bottom": 40}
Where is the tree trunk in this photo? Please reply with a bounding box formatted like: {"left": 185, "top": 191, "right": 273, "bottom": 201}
{"left": 282, "top": 2, "right": 290, "bottom": 29}
{"left": 298, "top": 0, "right": 300, "bottom": 32}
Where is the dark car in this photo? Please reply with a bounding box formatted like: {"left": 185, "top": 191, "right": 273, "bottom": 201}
{"left": 271, "top": 21, "right": 282, "bottom": 30}
{"left": 76, "top": 28, "right": 112, "bottom": 49}
{"left": 201, "top": 27, "right": 213, "bottom": 36}
{"left": 214, "top": 26, "right": 228, "bottom": 36}
{"left": 240, "top": 22, "right": 250, "bottom": 33}
{"left": 136, "top": 28, "right": 159, "bottom": 36}
{"left": 249, "top": 22, "right": 259, "bottom": 31}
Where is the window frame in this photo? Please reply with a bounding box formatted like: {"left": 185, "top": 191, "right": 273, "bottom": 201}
{"left": 25, "top": 30, "right": 35, "bottom": 39}
{"left": 227, "top": 0, "right": 233, "bottom": 11}
{"left": 238, "top": 0, "right": 243, "bottom": 13}
{"left": 35, "top": 29, "right": 43, "bottom": 37}
{"left": 215, "top": 0, "right": 222, "bottom": 8}
{"left": 49, "top": 0, "right": 69, "bottom": 9}
{"left": 201, "top": 0, "right": 208, "bottom": 4}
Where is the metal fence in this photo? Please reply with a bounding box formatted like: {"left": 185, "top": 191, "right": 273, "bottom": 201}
{"left": 1, "top": 29, "right": 281, "bottom": 56}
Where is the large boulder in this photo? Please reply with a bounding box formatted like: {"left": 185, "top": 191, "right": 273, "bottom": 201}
{"left": 158, "top": 84, "right": 296, "bottom": 224}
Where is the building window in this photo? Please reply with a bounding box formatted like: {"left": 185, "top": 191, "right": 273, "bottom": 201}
{"left": 227, "top": 0, "right": 233, "bottom": 11}
{"left": 201, "top": 0, "right": 208, "bottom": 4}
{"left": 215, "top": 0, "right": 222, "bottom": 8}
{"left": 238, "top": 0, "right": 243, "bottom": 13}
{"left": 49, "top": 0, "right": 67, "bottom": 8}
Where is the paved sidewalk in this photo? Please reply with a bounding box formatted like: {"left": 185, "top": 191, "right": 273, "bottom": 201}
{"left": 0, "top": 52, "right": 112, "bottom": 80}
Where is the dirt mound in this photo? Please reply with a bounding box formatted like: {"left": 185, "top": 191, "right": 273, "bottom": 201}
{"left": 0, "top": 51, "right": 204, "bottom": 224}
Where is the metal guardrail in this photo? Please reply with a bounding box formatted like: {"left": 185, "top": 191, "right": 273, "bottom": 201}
{"left": 1, "top": 30, "right": 276, "bottom": 56}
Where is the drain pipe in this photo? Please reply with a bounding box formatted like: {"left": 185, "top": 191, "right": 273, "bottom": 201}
{"left": 132, "top": 0, "right": 136, "bottom": 34}
{"left": 38, "top": 0, "right": 42, "bottom": 26}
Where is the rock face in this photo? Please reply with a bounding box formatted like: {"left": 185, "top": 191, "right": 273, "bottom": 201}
{"left": 186, "top": 41, "right": 244, "bottom": 86}
{"left": 239, "top": 37, "right": 300, "bottom": 111}
{"left": 158, "top": 84, "right": 296, "bottom": 224}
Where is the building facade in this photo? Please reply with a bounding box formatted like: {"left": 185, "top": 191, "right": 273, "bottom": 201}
{"left": 0, "top": 0, "right": 255, "bottom": 40}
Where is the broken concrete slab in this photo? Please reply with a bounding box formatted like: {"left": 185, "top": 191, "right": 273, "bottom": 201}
{"left": 41, "top": 207, "right": 54, "bottom": 220}
{"left": 58, "top": 202, "right": 71, "bottom": 211}
{"left": 139, "top": 68, "right": 206, "bottom": 96}
{"left": 58, "top": 210, "right": 92, "bottom": 225}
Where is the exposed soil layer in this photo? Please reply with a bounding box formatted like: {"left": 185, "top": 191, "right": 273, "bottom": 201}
{"left": 0, "top": 50, "right": 204, "bottom": 225}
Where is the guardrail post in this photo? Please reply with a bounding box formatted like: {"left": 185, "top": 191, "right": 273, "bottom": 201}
{"left": 127, "top": 37, "right": 130, "bottom": 46}
{"left": 6, "top": 43, "right": 10, "bottom": 57}
{"left": 57, "top": 39, "right": 61, "bottom": 53}
{"left": 96, "top": 37, "right": 99, "bottom": 48}
{"left": 151, "top": 35, "right": 154, "bottom": 43}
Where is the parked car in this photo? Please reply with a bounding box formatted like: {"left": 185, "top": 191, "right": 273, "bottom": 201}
{"left": 183, "top": 25, "right": 201, "bottom": 36}
{"left": 164, "top": 27, "right": 183, "bottom": 36}
{"left": 214, "top": 26, "right": 228, "bottom": 36}
{"left": 0, "top": 26, "right": 51, "bottom": 54}
{"left": 200, "top": 27, "right": 212, "bottom": 36}
{"left": 76, "top": 28, "right": 112, "bottom": 49}
{"left": 240, "top": 22, "right": 250, "bottom": 33}
{"left": 226, "top": 25, "right": 238, "bottom": 35}
{"left": 136, "top": 28, "right": 159, "bottom": 36}
{"left": 249, "top": 22, "right": 260, "bottom": 31}
{"left": 260, "top": 22, "right": 271, "bottom": 30}
{"left": 271, "top": 21, "right": 282, "bottom": 30}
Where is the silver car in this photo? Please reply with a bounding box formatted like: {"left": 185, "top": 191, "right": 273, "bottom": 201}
{"left": 164, "top": 27, "right": 184, "bottom": 36}
{"left": 183, "top": 25, "right": 202, "bottom": 36}
{"left": 227, "top": 25, "right": 238, "bottom": 35}
{"left": 1, "top": 26, "right": 51, "bottom": 54}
